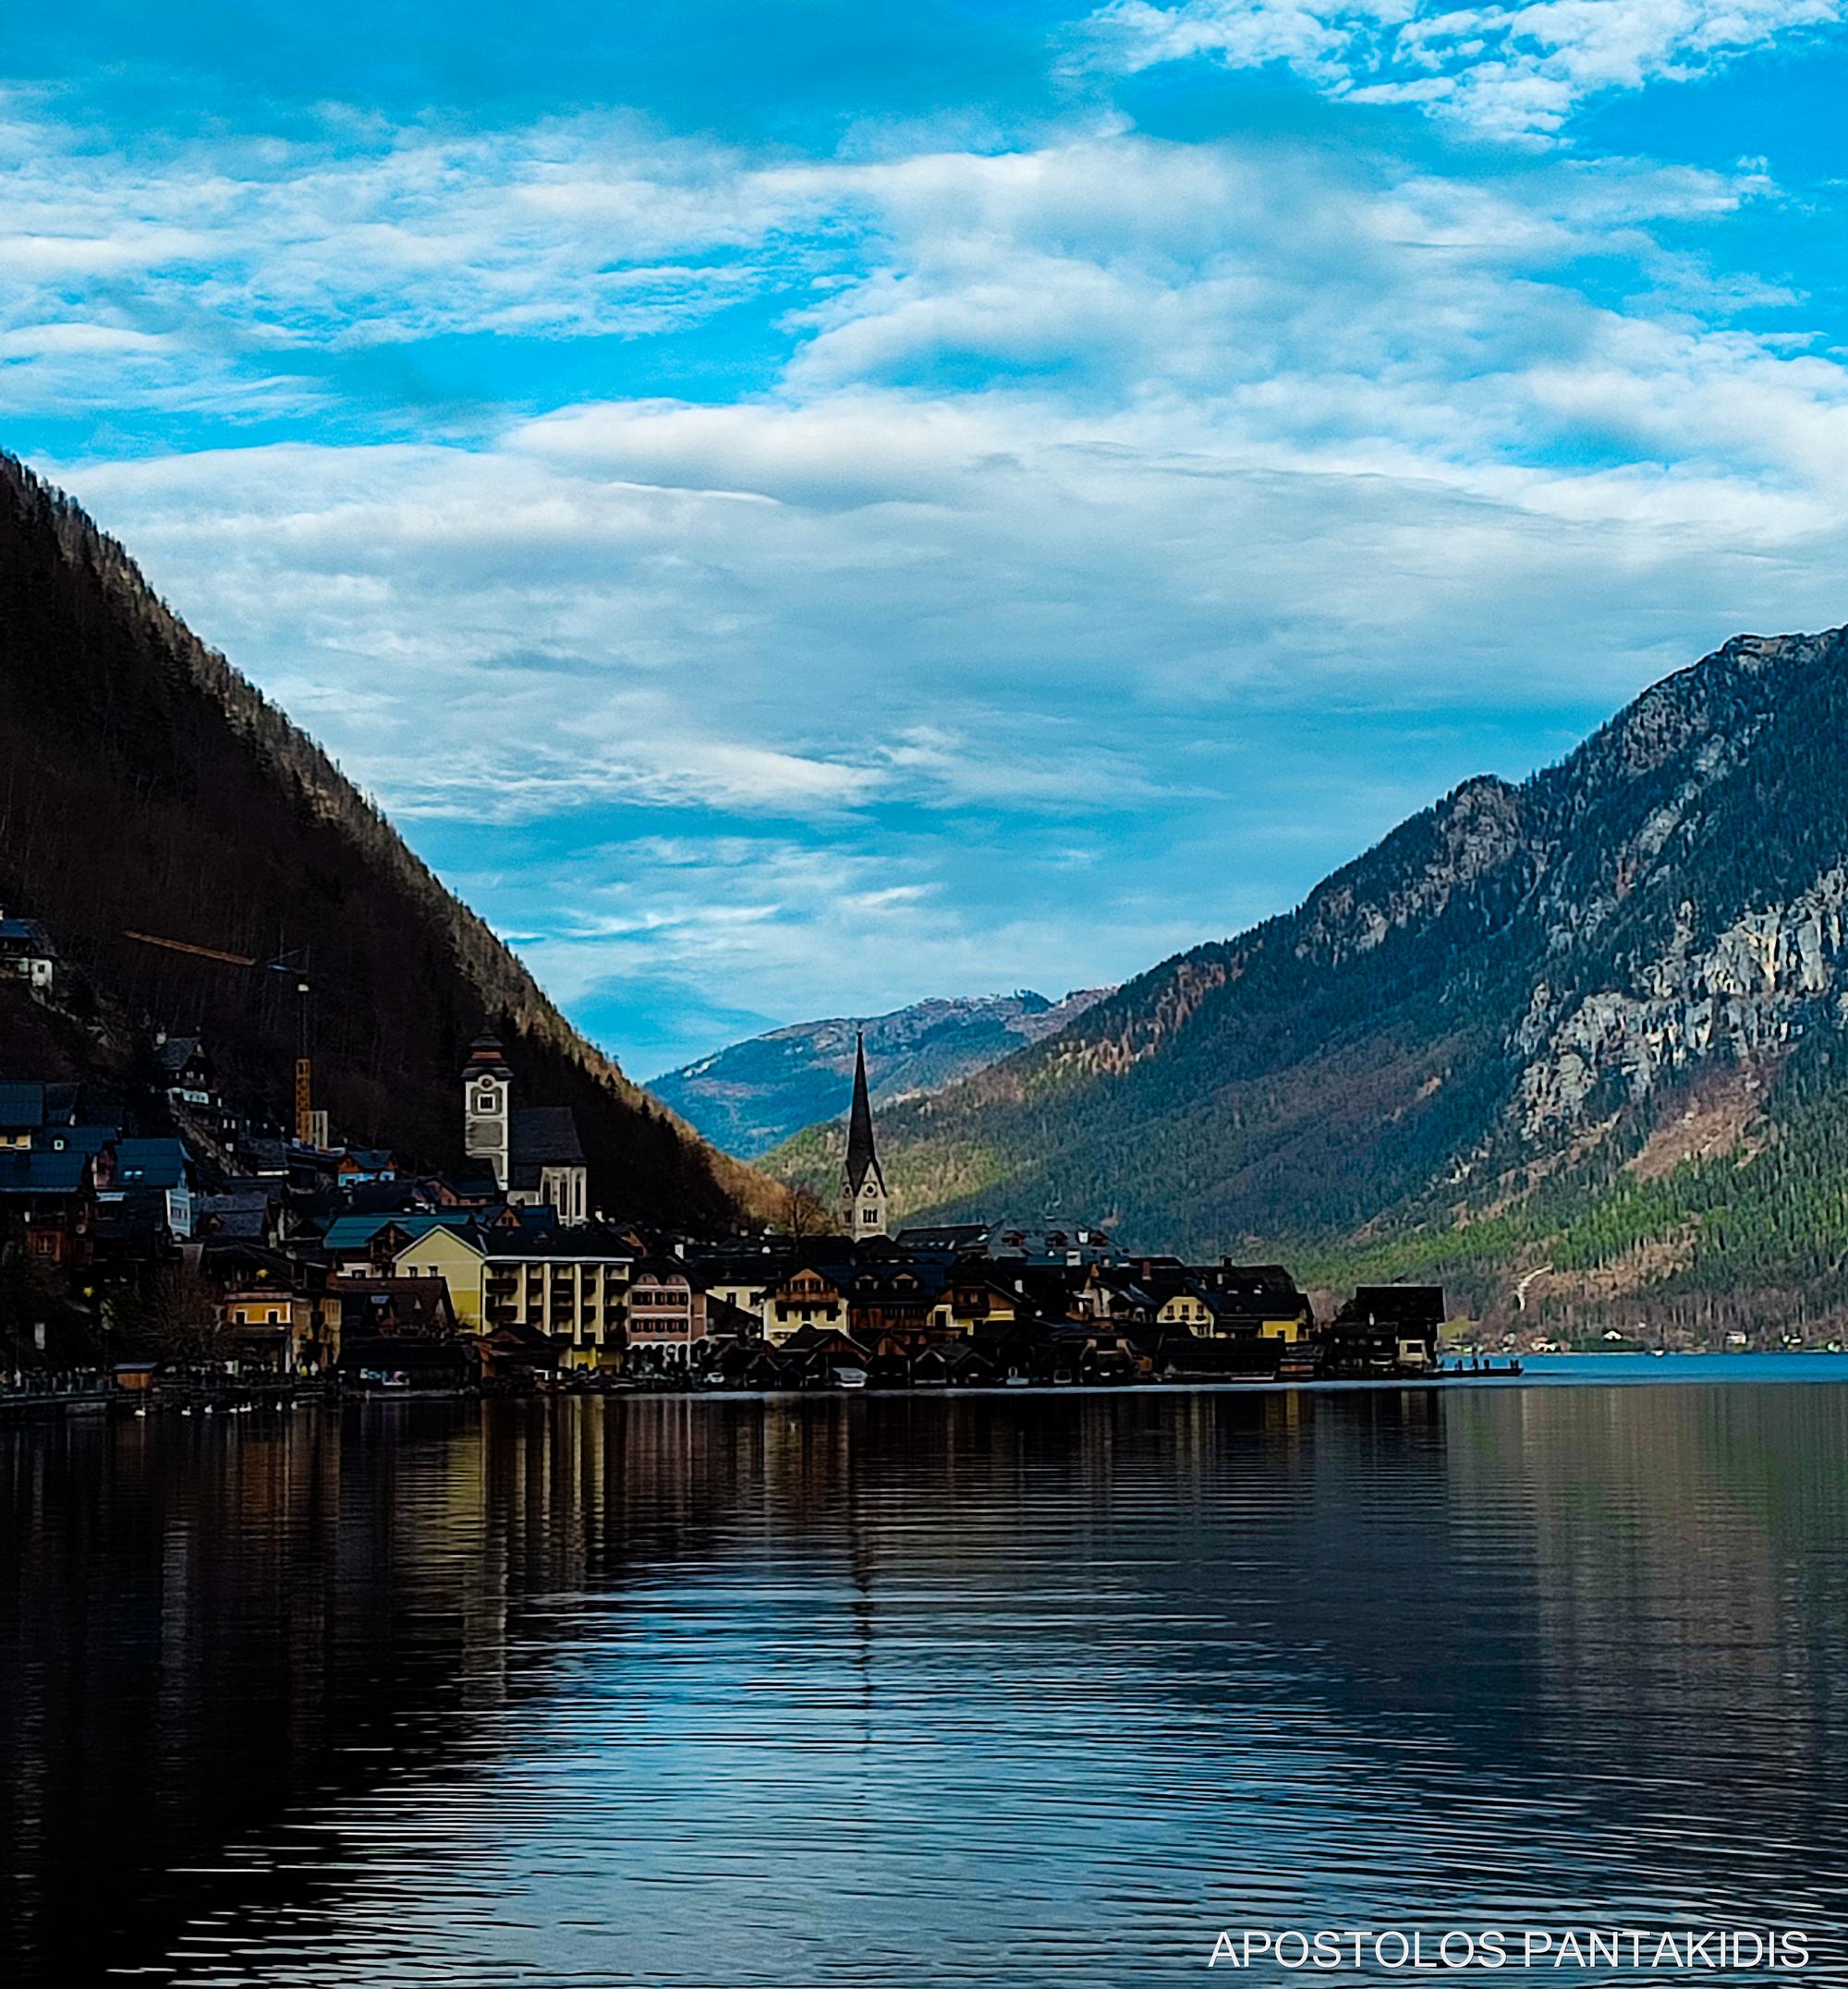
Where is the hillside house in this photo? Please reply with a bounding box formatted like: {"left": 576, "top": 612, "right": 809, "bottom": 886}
{"left": 0, "top": 1146, "right": 101, "bottom": 1269}
{"left": 0, "top": 1081, "right": 79, "bottom": 1150}
{"left": 0, "top": 910, "right": 57, "bottom": 991}
{"left": 107, "top": 1138, "right": 194, "bottom": 1240}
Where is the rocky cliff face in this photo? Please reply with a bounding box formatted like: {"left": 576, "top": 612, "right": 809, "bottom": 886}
{"left": 852, "top": 626, "right": 1848, "bottom": 1329}
{"left": 1514, "top": 872, "right": 1848, "bottom": 1135}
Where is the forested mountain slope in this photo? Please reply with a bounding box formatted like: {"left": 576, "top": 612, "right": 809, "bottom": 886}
{"left": 0, "top": 451, "right": 771, "bottom": 1230}
{"left": 816, "top": 629, "right": 1848, "bottom": 1331}
{"left": 652, "top": 988, "right": 1112, "bottom": 1158}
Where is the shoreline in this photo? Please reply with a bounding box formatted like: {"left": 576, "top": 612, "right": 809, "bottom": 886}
{"left": 9, "top": 1351, "right": 1848, "bottom": 1425}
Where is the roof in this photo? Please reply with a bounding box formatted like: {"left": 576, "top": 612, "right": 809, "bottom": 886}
{"left": 979, "top": 1223, "right": 1115, "bottom": 1263}
{"left": 113, "top": 1138, "right": 188, "bottom": 1190}
{"left": 481, "top": 1227, "right": 634, "bottom": 1264}
{"left": 842, "top": 1033, "right": 885, "bottom": 1197}
{"left": 683, "top": 1244, "right": 797, "bottom": 1282}
{"left": 336, "top": 1181, "right": 432, "bottom": 1215}
{"left": 201, "top": 1210, "right": 270, "bottom": 1239}
{"left": 510, "top": 1106, "right": 584, "bottom": 1167}
{"left": 0, "top": 1148, "right": 91, "bottom": 1195}
{"left": 153, "top": 1037, "right": 205, "bottom": 1075}
{"left": 895, "top": 1222, "right": 988, "bottom": 1250}
{"left": 200, "top": 1186, "right": 279, "bottom": 1215}
{"left": 35, "top": 1122, "right": 117, "bottom": 1157}
{"left": 321, "top": 1210, "right": 486, "bottom": 1250}
{"left": 1350, "top": 1285, "right": 1445, "bottom": 1327}
{"left": 632, "top": 1254, "right": 699, "bottom": 1284}
{"left": 0, "top": 916, "right": 55, "bottom": 956}
{"left": 850, "top": 1260, "right": 949, "bottom": 1301}
{"left": 337, "top": 1280, "right": 458, "bottom": 1330}
{"left": 0, "top": 1082, "right": 45, "bottom": 1129}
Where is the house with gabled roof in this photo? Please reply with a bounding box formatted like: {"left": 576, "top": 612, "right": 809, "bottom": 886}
{"left": 0, "top": 1145, "right": 102, "bottom": 1268}
{"left": 0, "top": 908, "right": 57, "bottom": 991}
{"left": 0, "top": 1081, "right": 80, "bottom": 1150}
{"left": 107, "top": 1137, "right": 194, "bottom": 1239}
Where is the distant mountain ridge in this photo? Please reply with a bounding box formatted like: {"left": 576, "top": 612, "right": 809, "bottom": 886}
{"left": 651, "top": 988, "right": 1113, "bottom": 1158}
{"left": 785, "top": 629, "right": 1848, "bottom": 1335}
{"left": 0, "top": 450, "right": 772, "bottom": 1229}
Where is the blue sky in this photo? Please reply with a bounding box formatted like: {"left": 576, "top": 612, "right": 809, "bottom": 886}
{"left": 6, "top": 2, "right": 1847, "bottom": 1076}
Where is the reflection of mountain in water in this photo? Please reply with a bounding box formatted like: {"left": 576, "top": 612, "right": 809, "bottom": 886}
{"left": 5, "top": 1388, "right": 1848, "bottom": 1983}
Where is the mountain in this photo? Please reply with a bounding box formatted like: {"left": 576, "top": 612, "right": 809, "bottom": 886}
{"left": 650, "top": 988, "right": 1112, "bottom": 1158}
{"left": 0, "top": 451, "right": 772, "bottom": 1231}
{"left": 792, "top": 629, "right": 1848, "bottom": 1335}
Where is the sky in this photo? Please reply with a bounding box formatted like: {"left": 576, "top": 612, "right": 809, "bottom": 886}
{"left": 5, "top": 3, "right": 1847, "bottom": 1077}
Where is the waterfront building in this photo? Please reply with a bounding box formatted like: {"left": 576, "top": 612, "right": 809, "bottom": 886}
{"left": 1193, "top": 1263, "right": 1316, "bottom": 1343}
{"left": 846, "top": 1260, "right": 951, "bottom": 1345}
{"left": 1326, "top": 1287, "right": 1442, "bottom": 1372}
{"left": 687, "top": 1241, "right": 795, "bottom": 1335}
{"left": 762, "top": 1263, "right": 848, "bottom": 1345}
{"left": 222, "top": 1284, "right": 324, "bottom": 1371}
{"left": 626, "top": 1258, "right": 709, "bottom": 1365}
{"left": 479, "top": 1231, "right": 637, "bottom": 1370}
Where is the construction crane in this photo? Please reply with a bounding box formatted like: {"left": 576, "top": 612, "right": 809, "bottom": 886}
{"left": 123, "top": 929, "right": 317, "bottom": 1144}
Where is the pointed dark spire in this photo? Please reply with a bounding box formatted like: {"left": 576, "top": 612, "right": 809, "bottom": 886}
{"left": 845, "top": 1030, "right": 883, "bottom": 1194}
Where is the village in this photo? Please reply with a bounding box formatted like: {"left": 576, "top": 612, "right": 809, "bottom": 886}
{"left": 0, "top": 905, "right": 1445, "bottom": 1402}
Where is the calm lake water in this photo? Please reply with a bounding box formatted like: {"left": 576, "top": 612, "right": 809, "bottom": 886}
{"left": 6, "top": 1368, "right": 1848, "bottom": 1985}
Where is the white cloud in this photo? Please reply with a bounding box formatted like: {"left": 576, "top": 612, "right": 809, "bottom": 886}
{"left": 16, "top": 105, "right": 1848, "bottom": 1065}
{"left": 0, "top": 109, "right": 849, "bottom": 416}
{"left": 1085, "top": 0, "right": 1842, "bottom": 136}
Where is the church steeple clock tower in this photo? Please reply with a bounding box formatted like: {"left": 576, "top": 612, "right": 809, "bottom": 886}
{"left": 839, "top": 1032, "right": 888, "bottom": 1239}
{"left": 462, "top": 1030, "right": 514, "bottom": 1190}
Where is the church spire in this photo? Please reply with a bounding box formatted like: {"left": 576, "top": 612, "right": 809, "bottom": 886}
{"left": 840, "top": 1031, "right": 888, "bottom": 1238}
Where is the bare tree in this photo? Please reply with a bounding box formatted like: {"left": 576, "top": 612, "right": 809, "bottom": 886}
{"left": 118, "top": 1262, "right": 227, "bottom": 1364}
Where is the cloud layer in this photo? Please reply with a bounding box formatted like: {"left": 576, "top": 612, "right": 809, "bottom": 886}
{"left": 6, "top": 28, "right": 1846, "bottom": 1072}
{"left": 1087, "top": 0, "right": 1843, "bottom": 136}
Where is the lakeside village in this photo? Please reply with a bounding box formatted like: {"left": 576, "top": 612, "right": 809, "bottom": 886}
{"left": 0, "top": 907, "right": 1453, "bottom": 1405}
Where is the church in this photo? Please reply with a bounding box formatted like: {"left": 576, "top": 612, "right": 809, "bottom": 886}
{"left": 461, "top": 1032, "right": 590, "bottom": 1223}
{"left": 838, "top": 1032, "right": 888, "bottom": 1239}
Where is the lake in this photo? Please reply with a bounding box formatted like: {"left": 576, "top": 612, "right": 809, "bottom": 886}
{"left": 6, "top": 1372, "right": 1848, "bottom": 1984}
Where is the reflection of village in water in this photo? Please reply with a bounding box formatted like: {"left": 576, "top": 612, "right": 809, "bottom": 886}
{"left": 6, "top": 1382, "right": 1848, "bottom": 1983}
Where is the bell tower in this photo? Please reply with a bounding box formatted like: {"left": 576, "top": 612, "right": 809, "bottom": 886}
{"left": 462, "top": 1031, "right": 514, "bottom": 1190}
{"left": 838, "top": 1032, "right": 888, "bottom": 1239}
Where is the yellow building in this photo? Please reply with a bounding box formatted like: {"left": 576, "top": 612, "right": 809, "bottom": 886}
{"left": 944, "top": 1272, "right": 1015, "bottom": 1337}
{"left": 761, "top": 1266, "right": 847, "bottom": 1346}
{"left": 389, "top": 1224, "right": 492, "bottom": 1330}
{"left": 479, "top": 1238, "right": 635, "bottom": 1371}
{"left": 222, "top": 1287, "right": 332, "bottom": 1371}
